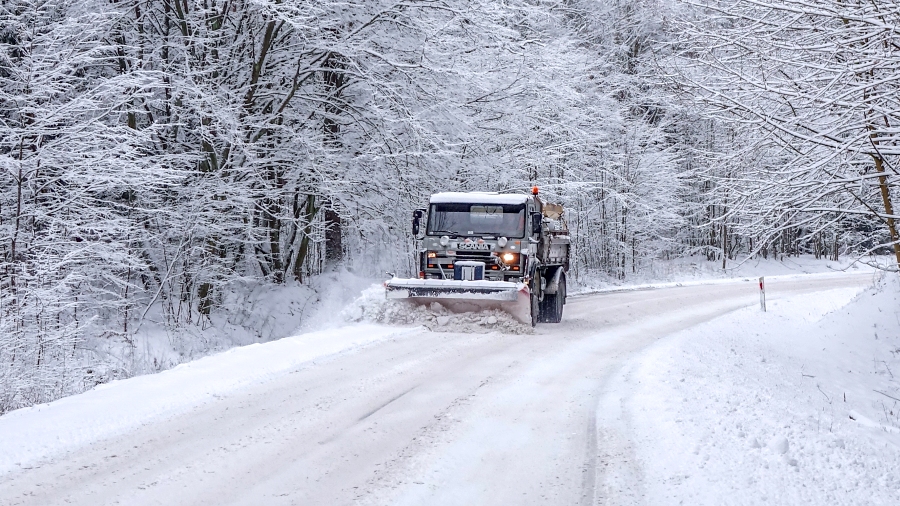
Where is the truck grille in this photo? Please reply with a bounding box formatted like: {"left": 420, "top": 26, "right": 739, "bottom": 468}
{"left": 453, "top": 251, "right": 493, "bottom": 262}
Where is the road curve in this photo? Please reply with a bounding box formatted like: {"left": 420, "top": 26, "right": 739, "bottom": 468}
{"left": 0, "top": 273, "right": 873, "bottom": 506}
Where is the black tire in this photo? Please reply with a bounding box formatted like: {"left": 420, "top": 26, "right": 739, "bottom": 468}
{"left": 555, "top": 274, "right": 566, "bottom": 321}
{"left": 539, "top": 272, "right": 565, "bottom": 323}
{"left": 530, "top": 278, "right": 540, "bottom": 327}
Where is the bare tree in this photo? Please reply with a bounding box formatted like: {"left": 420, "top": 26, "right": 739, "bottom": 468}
{"left": 670, "top": 0, "right": 900, "bottom": 269}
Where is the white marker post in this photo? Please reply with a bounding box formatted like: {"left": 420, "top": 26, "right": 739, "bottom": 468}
{"left": 759, "top": 276, "right": 766, "bottom": 312}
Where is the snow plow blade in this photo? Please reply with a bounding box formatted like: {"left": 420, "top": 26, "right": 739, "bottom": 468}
{"left": 384, "top": 278, "right": 531, "bottom": 323}
{"left": 385, "top": 279, "right": 523, "bottom": 301}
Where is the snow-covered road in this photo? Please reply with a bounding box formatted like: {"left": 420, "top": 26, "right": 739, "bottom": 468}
{"left": 0, "top": 273, "right": 875, "bottom": 505}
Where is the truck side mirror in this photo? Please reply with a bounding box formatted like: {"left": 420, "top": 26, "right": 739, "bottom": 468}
{"left": 531, "top": 212, "right": 542, "bottom": 236}
{"left": 412, "top": 209, "right": 425, "bottom": 236}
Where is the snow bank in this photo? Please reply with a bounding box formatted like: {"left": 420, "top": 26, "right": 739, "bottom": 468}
{"left": 0, "top": 324, "right": 415, "bottom": 477}
{"left": 100, "top": 270, "right": 380, "bottom": 386}
{"left": 612, "top": 275, "right": 900, "bottom": 504}
{"left": 343, "top": 285, "right": 531, "bottom": 334}
{"left": 574, "top": 254, "right": 879, "bottom": 294}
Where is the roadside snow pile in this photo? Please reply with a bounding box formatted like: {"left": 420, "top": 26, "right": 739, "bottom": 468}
{"left": 343, "top": 285, "right": 531, "bottom": 334}
{"left": 609, "top": 274, "right": 900, "bottom": 504}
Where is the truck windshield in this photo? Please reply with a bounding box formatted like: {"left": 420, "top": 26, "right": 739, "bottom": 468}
{"left": 427, "top": 203, "right": 526, "bottom": 238}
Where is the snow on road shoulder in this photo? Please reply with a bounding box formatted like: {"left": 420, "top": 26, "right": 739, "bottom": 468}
{"left": 608, "top": 277, "right": 900, "bottom": 505}
{"left": 0, "top": 324, "right": 415, "bottom": 477}
{"left": 572, "top": 255, "right": 879, "bottom": 296}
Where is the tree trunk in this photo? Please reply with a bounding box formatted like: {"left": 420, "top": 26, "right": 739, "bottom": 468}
{"left": 197, "top": 282, "right": 212, "bottom": 315}
{"left": 293, "top": 194, "right": 318, "bottom": 282}
{"left": 321, "top": 50, "right": 346, "bottom": 267}
{"left": 324, "top": 204, "right": 343, "bottom": 266}
{"left": 873, "top": 155, "right": 900, "bottom": 269}
{"left": 721, "top": 221, "right": 727, "bottom": 270}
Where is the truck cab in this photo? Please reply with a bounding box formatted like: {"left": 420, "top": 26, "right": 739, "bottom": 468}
{"left": 415, "top": 192, "right": 536, "bottom": 282}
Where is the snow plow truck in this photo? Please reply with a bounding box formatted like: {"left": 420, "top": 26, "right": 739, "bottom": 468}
{"left": 384, "top": 188, "right": 570, "bottom": 326}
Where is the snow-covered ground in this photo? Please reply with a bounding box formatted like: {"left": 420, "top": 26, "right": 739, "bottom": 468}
{"left": 0, "top": 324, "right": 416, "bottom": 477}
{"left": 575, "top": 254, "right": 882, "bottom": 293}
{"left": 82, "top": 256, "right": 877, "bottom": 388}
{"left": 607, "top": 274, "right": 900, "bottom": 504}
{"left": 91, "top": 270, "right": 379, "bottom": 385}
{"left": 0, "top": 262, "right": 892, "bottom": 505}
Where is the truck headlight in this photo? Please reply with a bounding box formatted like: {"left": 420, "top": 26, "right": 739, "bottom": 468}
{"left": 500, "top": 252, "right": 518, "bottom": 264}
{"left": 497, "top": 236, "right": 508, "bottom": 247}
{"left": 440, "top": 235, "right": 450, "bottom": 246}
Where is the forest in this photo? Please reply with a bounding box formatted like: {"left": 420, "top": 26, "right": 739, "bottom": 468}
{"left": 1, "top": 0, "right": 898, "bottom": 412}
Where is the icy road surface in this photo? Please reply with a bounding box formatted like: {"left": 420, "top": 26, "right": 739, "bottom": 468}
{"left": 0, "top": 273, "right": 874, "bottom": 505}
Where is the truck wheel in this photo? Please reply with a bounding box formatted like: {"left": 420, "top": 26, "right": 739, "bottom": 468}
{"left": 530, "top": 279, "right": 540, "bottom": 327}
{"left": 554, "top": 275, "right": 566, "bottom": 322}
{"left": 539, "top": 273, "right": 565, "bottom": 323}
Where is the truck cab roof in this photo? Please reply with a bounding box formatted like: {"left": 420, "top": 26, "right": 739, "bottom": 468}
{"left": 429, "top": 192, "right": 530, "bottom": 205}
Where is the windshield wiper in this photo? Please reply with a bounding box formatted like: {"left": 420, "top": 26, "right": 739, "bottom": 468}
{"left": 431, "top": 229, "right": 458, "bottom": 236}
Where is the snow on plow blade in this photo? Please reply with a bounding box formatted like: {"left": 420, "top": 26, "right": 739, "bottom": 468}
{"left": 385, "top": 279, "right": 522, "bottom": 301}
{"left": 384, "top": 278, "right": 531, "bottom": 323}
